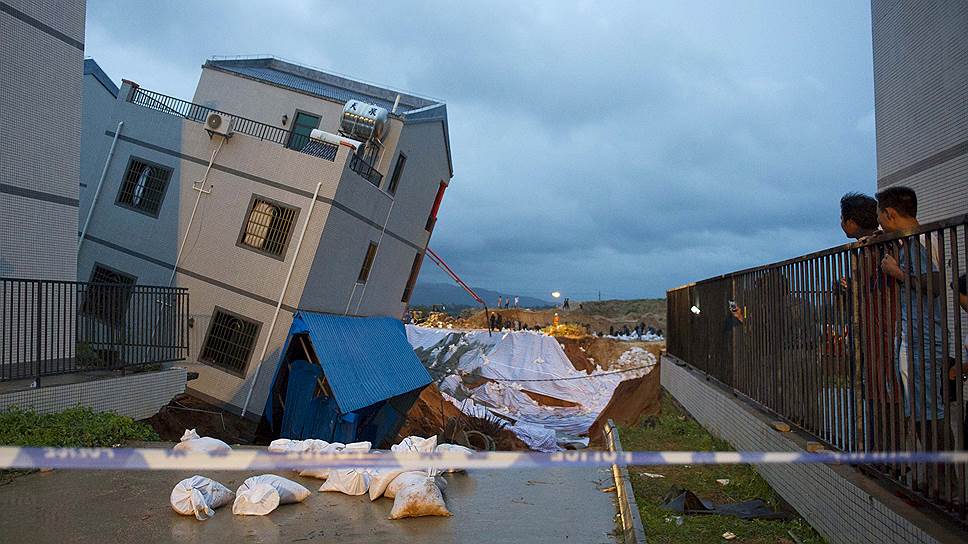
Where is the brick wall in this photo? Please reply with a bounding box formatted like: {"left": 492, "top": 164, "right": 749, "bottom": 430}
{"left": 662, "top": 357, "right": 960, "bottom": 544}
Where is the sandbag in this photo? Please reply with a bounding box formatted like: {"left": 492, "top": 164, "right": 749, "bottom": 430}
{"left": 319, "top": 469, "right": 371, "bottom": 496}
{"left": 341, "top": 441, "right": 372, "bottom": 452}
{"left": 388, "top": 477, "right": 452, "bottom": 519}
{"left": 384, "top": 471, "right": 446, "bottom": 499}
{"left": 269, "top": 438, "right": 332, "bottom": 453}
{"left": 298, "top": 468, "right": 330, "bottom": 480}
{"left": 170, "top": 475, "right": 234, "bottom": 521}
{"left": 435, "top": 443, "right": 475, "bottom": 473}
{"left": 238, "top": 474, "right": 311, "bottom": 504}
{"left": 172, "top": 429, "right": 231, "bottom": 454}
{"left": 232, "top": 483, "right": 281, "bottom": 516}
{"left": 391, "top": 435, "right": 437, "bottom": 453}
{"left": 368, "top": 468, "right": 408, "bottom": 501}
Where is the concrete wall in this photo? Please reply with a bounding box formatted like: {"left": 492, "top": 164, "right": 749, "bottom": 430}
{"left": 79, "top": 65, "right": 119, "bottom": 218}
{"left": 0, "top": 368, "right": 186, "bottom": 421}
{"left": 662, "top": 357, "right": 967, "bottom": 544}
{"left": 872, "top": 1, "right": 968, "bottom": 222}
{"left": 0, "top": 0, "right": 84, "bottom": 280}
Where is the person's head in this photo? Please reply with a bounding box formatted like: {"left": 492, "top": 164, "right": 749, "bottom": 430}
{"left": 875, "top": 186, "right": 918, "bottom": 232}
{"left": 958, "top": 274, "right": 967, "bottom": 312}
{"left": 839, "top": 192, "right": 879, "bottom": 239}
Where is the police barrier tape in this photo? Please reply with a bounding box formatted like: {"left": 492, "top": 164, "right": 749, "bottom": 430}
{"left": 2, "top": 447, "right": 968, "bottom": 471}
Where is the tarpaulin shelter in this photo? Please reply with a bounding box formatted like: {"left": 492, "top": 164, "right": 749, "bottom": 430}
{"left": 260, "top": 311, "right": 431, "bottom": 446}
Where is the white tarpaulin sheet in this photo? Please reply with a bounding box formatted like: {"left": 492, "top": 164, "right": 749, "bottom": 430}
{"left": 407, "top": 326, "right": 656, "bottom": 451}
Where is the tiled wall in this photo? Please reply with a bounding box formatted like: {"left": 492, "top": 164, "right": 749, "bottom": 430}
{"left": 0, "top": 368, "right": 186, "bottom": 421}
{"left": 662, "top": 358, "right": 946, "bottom": 544}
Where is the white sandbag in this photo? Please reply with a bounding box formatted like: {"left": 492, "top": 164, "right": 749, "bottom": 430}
{"left": 232, "top": 483, "right": 280, "bottom": 516}
{"left": 341, "top": 441, "right": 372, "bottom": 452}
{"left": 391, "top": 435, "right": 437, "bottom": 453}
{"left": 388, "top": 477, "right": 452, "bottom": 519}
{"left": 384, "top": 471, "right": 447, "bottom": 499}
{"left": 172, "top": 429, "right": 231, "bottom": 454}
{"left": 368, "top": 468, "right": 408, "bottom": 501}
{"left": 298, "top": 468, "right": 330, "bottom": 480}
{"left": 435, "top": 443, "right": 475, "bottom": 473}
{"left": 319, "top": 469, "right": 371, "bottom": 495}
{"left": 269, "top": 438, "right": 332, "bottom": 453}
{"left": 238, "top": 474, "right": 311, "bottom": 504}
{"left": 170, "top": 475, "right": 234, "bottom": 521}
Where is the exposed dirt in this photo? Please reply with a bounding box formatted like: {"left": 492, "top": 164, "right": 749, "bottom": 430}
{"left": 557, "top": 335, "right": 664, "bottom": 371}
{"left": 520, "top": 389, "right": 581, "bottom": 408}
{"left": 588, "top": 359, "right": 663, "bottom": 447}
{"left": 447, "top": 298, "right": 666, "bottom": 337}
{"left": 144, "top": 394, "right": 256, "bottom": 445}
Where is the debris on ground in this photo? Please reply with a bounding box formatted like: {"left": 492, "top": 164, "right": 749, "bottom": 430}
{"left": 146, "top": 394, "right": 255, "bottom": 444}
{"left": 723, "top": 531, "right": 737, "bottom": 540}
{"left": 716, "top": 479, "right": 730, "bottom": 486}
{"left": 661, "top": 486, "right": 792, "bottom": 521}
{"left": 640, "top": 472, "right": 665, "bottom": 479}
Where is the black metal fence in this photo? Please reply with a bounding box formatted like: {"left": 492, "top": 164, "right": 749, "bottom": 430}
{"left": 1, "top": 278, "right": 190, "bottom": 384}
{"left": 349, "top": 153, "right": 383, "bottom": 186}
{"left": 128, "top": 87, "right": 339, "bottom": 162}
{"left": 667, "top": 213, "right": 968, "bottom": 522}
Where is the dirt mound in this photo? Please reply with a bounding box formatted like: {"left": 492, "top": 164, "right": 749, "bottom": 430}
{"left": 557, "top": 335, "right": 664, "bottom": 372}
{"left": 144, "top": 394, "right": 256, "bottom": 445}
{"left": 394, "top": 384, "right": 530, "bottom": 451}
{"left": 588, "top": 359, "right": 663, "bottom": 446}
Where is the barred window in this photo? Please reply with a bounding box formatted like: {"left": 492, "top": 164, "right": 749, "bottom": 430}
{"left": 199, "top": 308, "right": 260, "bottom": 376}
{"left": 238, "top": 196, "right": 299, "bottom": 258}
{"left": 116, "top": 157, "right": 172, "bottom": 217}
{"left": 81, "top": 265, "right": 136, "bottom": 324}
{"left": 357, "top": 241, "right": 378, "bottom": 284}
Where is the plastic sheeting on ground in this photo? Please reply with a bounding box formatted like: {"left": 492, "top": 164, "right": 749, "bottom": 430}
{"left": 407, "top": 326, "right": 656, "bottom": 450}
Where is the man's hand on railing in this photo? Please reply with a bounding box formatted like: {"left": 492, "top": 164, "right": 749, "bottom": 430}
{"left": 880, "top": 254, "right": 904, "bottom": 281}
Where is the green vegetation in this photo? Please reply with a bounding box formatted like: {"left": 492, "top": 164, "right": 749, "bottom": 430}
{"left": 0, "top": 406, "right": 159, "bottom": 447}
{"left": 620, "top": 393, "right": 824, "bottom": 544}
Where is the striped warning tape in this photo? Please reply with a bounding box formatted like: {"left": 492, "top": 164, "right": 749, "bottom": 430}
{"left": 2, "top": 447, "right": 968, "bottom": 472}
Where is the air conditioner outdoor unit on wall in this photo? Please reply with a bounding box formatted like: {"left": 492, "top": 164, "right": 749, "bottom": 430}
{"left": 205, "top": 112, "right": 234, "bottom": 137}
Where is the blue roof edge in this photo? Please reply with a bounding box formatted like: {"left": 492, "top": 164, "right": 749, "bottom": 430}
{"left": 83, "top": 58, "right": 119, "bottom": 98}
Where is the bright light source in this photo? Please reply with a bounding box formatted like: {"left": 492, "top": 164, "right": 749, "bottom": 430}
{"left": 690, "top": 305, "right": 701, "bottom": 315}
{"left": 551, "top": 291, "right": 561, "bottom": 298}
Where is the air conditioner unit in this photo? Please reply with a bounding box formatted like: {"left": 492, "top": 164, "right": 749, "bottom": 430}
{"left": 204, "top": 112, "right": 234, "bottom": 136}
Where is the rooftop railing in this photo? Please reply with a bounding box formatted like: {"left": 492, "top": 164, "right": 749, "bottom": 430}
{"left": 667, "top": 213, "right": 968, "bottom": 523}
{"left": 1, "top": 278, "right": 190, "bottom": 385}
{"left": 128, "top": 87, "right": 339, "bottom": 162}
{"left": 349, "top": 152, "right": 383, "bottom": 186}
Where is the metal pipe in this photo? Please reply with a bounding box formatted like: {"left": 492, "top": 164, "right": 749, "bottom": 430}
{"left": 167, "top": 136, "right": 226, "bottom": 287}
{"left": 78, "top": 121, "right": 123, "bottom": 251}
{"left": 241, "top": 182, "right": 322, "bottom": 417}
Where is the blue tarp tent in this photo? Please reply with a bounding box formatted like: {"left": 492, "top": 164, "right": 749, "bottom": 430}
{"left": 260, "top": 311, "right": 431, "bottom": 446}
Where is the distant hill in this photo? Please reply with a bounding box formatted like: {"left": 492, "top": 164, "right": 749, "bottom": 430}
{"left": 410, "top": 282, "right": 553, "bottom": 309}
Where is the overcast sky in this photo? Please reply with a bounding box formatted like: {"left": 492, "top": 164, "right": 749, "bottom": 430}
{"left": 85, "top": 1, "right": 876, "bottom": 300}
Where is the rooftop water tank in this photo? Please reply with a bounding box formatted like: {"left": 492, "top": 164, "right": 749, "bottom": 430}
{"left": 340, "top": 100, "right": 389, "bottom": 142}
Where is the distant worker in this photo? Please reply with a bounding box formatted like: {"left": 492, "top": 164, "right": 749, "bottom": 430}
{"left": 489, "top": 313, "right": 497, "bottom": 330}
{"left": 497, "top": 296, "right": 503, "bottom": 308}
{"left": 563, "top": 298, "right": 570, "bottom": 310}
{"left": 514, "top": 296, "right": 519, "bottom": 308}
{"left": 553, "top": 313, "right": 560, "bottom": 328}
{"left": 505, "top": 298, "right": 510, "bottom": 309}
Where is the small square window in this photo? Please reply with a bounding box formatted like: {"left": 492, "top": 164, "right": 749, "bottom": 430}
{"left": 238, "top": 195, "right": 300, "bottom": 259}
{"left": 116, "top": 157, "right": 172, "bottom": 217}
{"left": 82, "top": 264, "right": 136, "bottom": 324}
{"left": 357, "top": 241, "right": 379, "bottom": 284}
{"left": 387, "top": 153, "right": 406, "bottom": 194}
{"left": 199, "top": 308, "right": 261, "bottom": 377}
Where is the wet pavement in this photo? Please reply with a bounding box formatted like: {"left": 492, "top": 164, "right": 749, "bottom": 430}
{"left": 0, "top": 460, "right": 618, "bottom": 543}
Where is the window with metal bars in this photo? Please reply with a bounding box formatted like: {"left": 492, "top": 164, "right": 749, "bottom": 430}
{"left": 81, "top": 264, "right": 136, "bottom": 324}
{"left": 401, "top": 252, "right": 423, "bottom": 303}
{"left": 116, "top": 157, "right": 172, "bottom": 217}
{"left": 237, "top": 195, "right": 299, "bottom": 259}
{"left": 199, "top": 308, "right": 261, "bottom": 377}
{"left": 357, "top": 241, "right": 379, "bottom": 284}
{"left": 387, "top": 152, "right": 406, "bottom": 194}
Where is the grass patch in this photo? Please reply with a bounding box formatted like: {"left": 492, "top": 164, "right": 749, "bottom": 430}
{"left": 0, "top": 406, "right": 159, "bottom": 447}
{"left": 619, "top": 393, "right": 825, "bottom": 544}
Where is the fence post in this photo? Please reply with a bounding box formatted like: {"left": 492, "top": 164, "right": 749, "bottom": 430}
{"left": 33, "top": 281, "right": 42, "bottom": 388}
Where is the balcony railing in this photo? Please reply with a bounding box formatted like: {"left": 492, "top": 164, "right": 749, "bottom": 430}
{"left": 667, "top": 213, "right": 968, "bottom": 523}
{"left": 128, "top": 87, "right": 339, "bottom": 162}
{"left": 1, "top": 278, "right": 190, "bottom": 385}
{"left": 349, "top": 153, "right": 383, "bottom": 186}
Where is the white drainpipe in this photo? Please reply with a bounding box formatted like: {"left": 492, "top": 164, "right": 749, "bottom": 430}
{"left": 167, "top": 136, "right": 227, "bottom": 287}
{"left": 77, "top": 121, "right": 123, "bottom": 252}
{"left": 241, "top": 181, "right": 323, "bottom": 417}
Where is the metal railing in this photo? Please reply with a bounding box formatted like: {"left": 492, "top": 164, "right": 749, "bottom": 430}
{"left": 128, "top": 87, "right": 339, "bottom": 162}
{"left": 1, "top": 278, "right": 190, "bottom": 384}
{"left": 349, "top": 153, "right": 383, "bottom": 186}
{"left": 667, "top": 213, "right": 968, "bottom": 522}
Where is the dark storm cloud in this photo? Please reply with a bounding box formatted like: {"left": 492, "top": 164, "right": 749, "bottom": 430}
{"left": 85, "top": 1, "right": 875, "bottom": 299}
